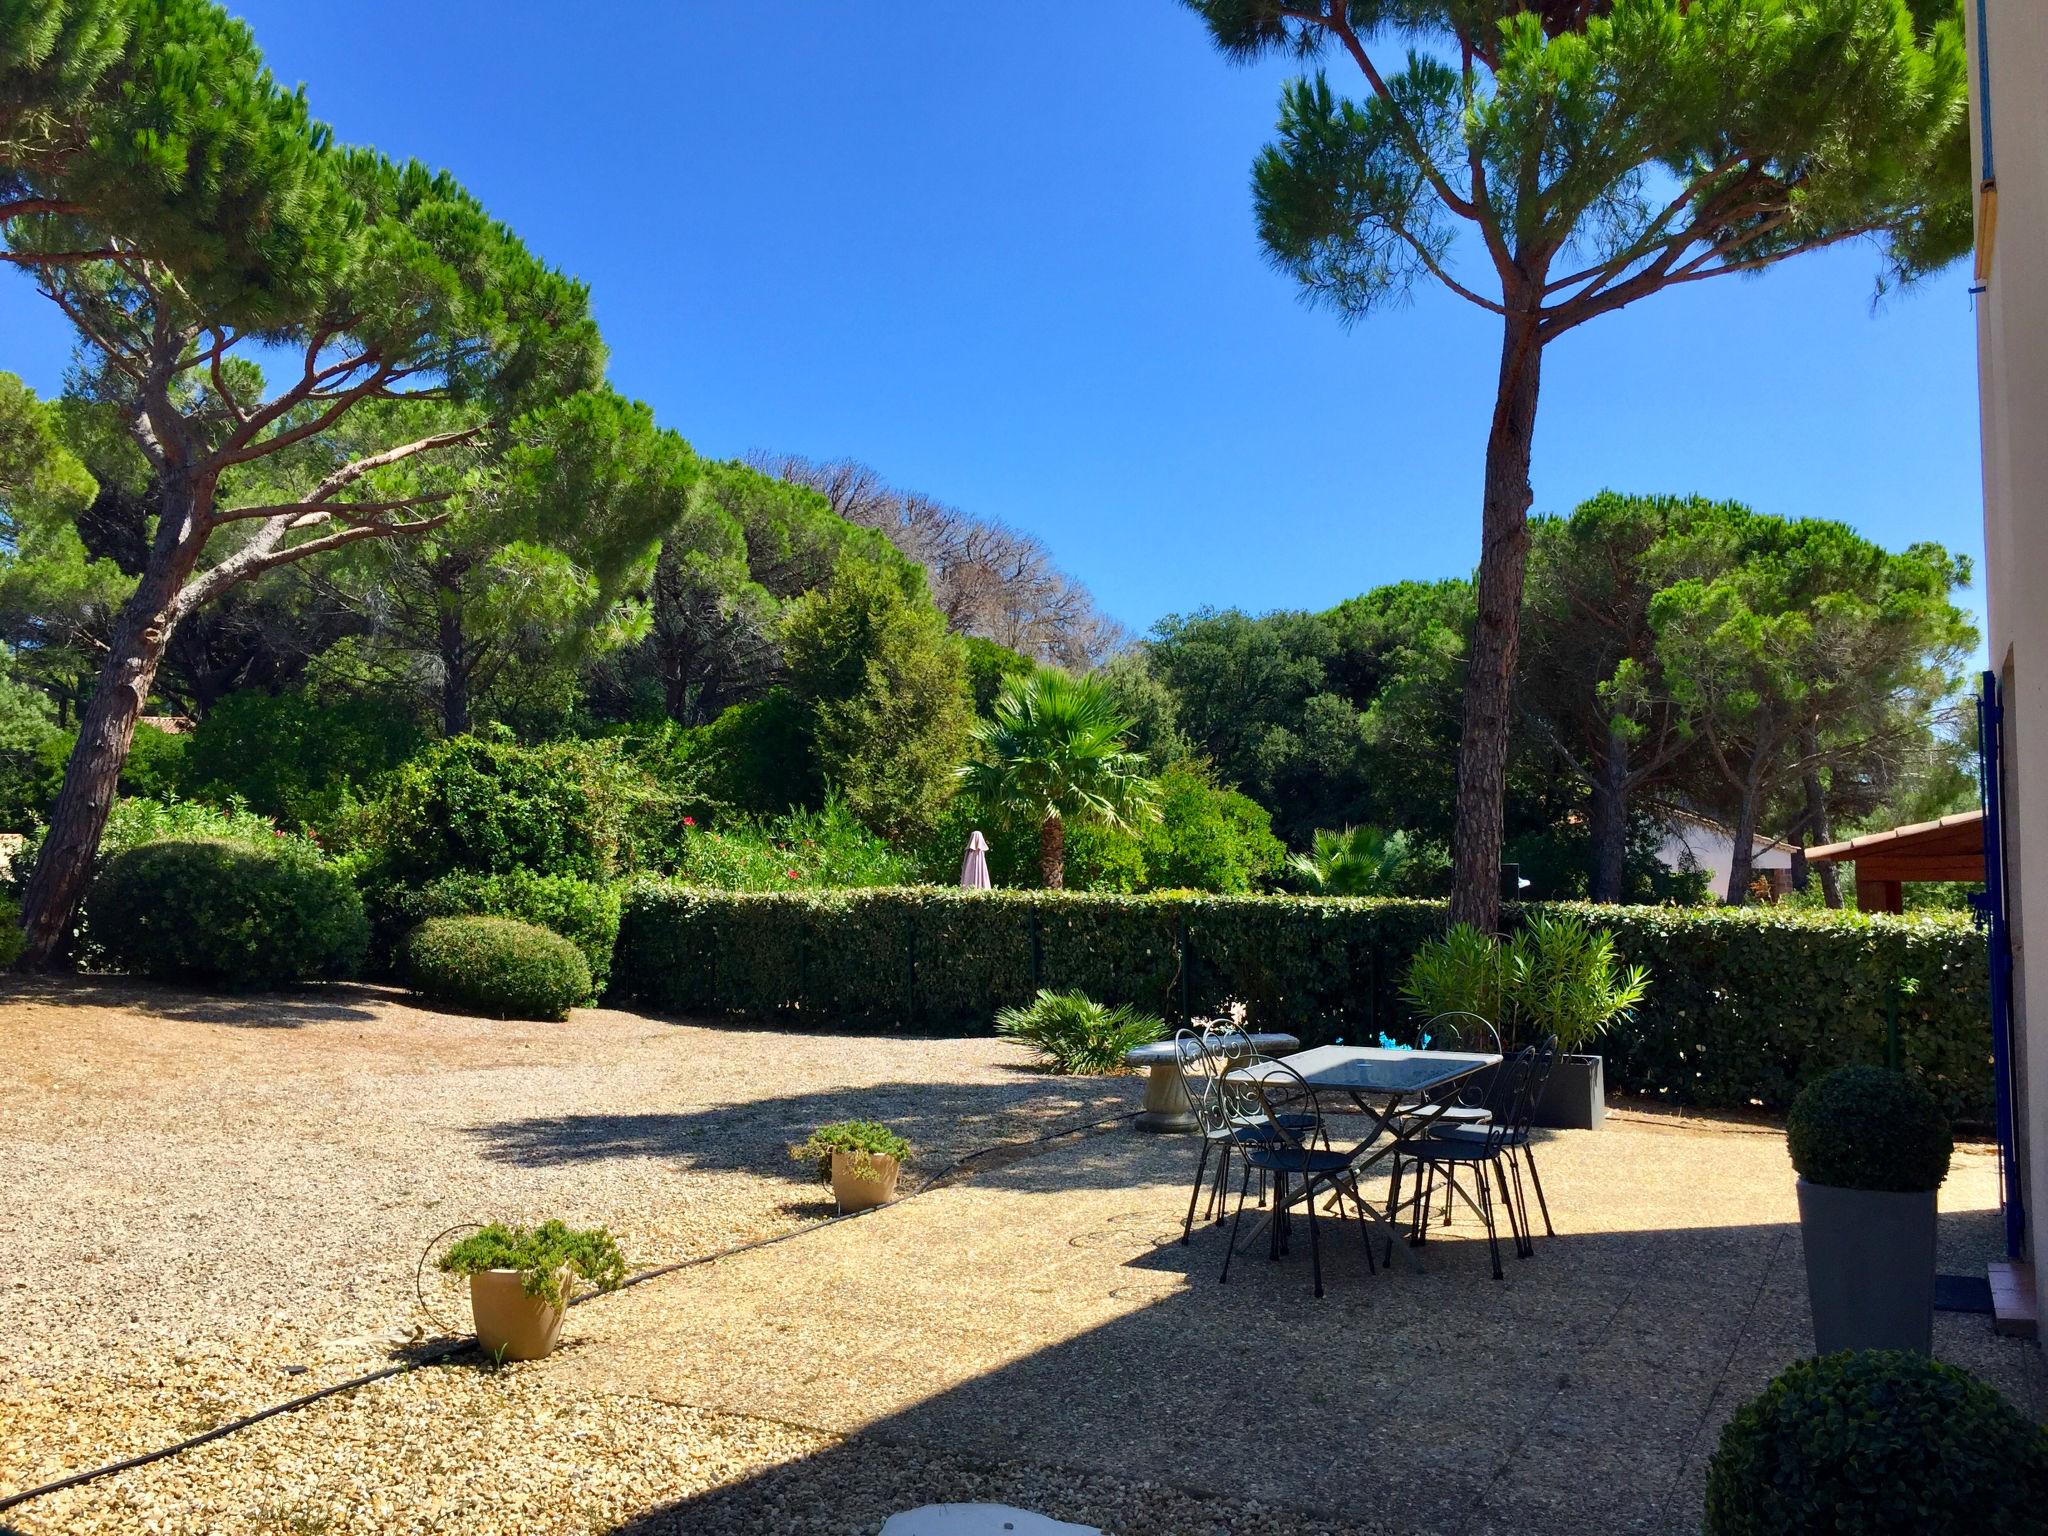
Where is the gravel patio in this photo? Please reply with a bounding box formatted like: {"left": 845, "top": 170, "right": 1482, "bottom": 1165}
{"left": 4, "top": 978, "right": 2041, "bottom": 1535}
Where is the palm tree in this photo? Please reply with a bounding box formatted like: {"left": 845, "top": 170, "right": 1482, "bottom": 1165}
{"left": 959, "top": 669, "right": 1157, "bottom": 888}
{"left": 1288, "top": 826, "right": 1414, "bottom": 897}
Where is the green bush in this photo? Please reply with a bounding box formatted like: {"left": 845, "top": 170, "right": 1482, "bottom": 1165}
{"left": 1787, "top": 1066, "right": 1952, "bottom": 1192}
{"left": 438, "top": 1220, "right": 626, "bottom": 1307}
{"left": 669, "top": 797, "right": 911, "bottom": 891}
{"left": 349, "top": 735, "right": 670, "bottom": 885}
{"left": 996, "top": 988, "right": 1165, "bottom": 1073}
{"left": 182, "top": 689, "right": 424, "bottom": 828}
{"left": 612, "top": 889, "right": 1992, "bottom": 1116}
{"left": 90, "top": 838, "right": 368, "bottom": 988}
{"left": 1703, "top": 1351, "right": 2048, "bottom": 1534}
{"left": 371, "top": 872, "right": 620, "bottom": 995}
{"left": 405, "top": 916, "right": 591, "bottom": 1022}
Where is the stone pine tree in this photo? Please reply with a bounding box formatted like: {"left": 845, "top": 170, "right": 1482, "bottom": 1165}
{"left": 1, "top": 2, "right": 605, "bottom": 964}
{"left": 1183, "top": 0, "right": 1973, "bottom": 929}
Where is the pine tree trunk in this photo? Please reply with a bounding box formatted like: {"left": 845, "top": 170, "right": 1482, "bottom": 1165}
{"left": 1588, "top": 722, "right": 1630, "bottom": 903}
{"left": 1449, "top": 308, "right": 1544, "bottom": 933}
{"left": 1801, "top": 741, "right": 1842, "bottom": 908}
{"left": 17, "top": 526, "right": 198, "bottom": 966}
{"left": 438, "top": 592, "right": 470, "bottom": 738}
{"left": 1039, "top": 814, "right": 1066, "bottom": 890}
{"left": 1725, "top": 776, "right": 1763, "bottom": 905}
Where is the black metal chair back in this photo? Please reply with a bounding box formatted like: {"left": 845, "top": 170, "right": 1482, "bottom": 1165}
{"left": 1235, "top": 1056, "right": 1325, "bottom": 1162}
{"left": 1421, "top": 1012, "right": 1501, "bottom": 1109}
{"left": 1504, "top": 1034, "right": 1560, "bottom": 1141}
{"left": 1173, "top": 1028, "right": 1230, "bottom": 1138}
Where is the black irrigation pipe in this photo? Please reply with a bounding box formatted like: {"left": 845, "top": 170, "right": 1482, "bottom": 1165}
{"left": 0, "top": 1105, "right": 1140, "bottom": 1516}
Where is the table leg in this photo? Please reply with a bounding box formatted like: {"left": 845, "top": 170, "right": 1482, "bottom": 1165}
{"left": 1136, "top": 1060, "right": 1196, "bottom": 1132}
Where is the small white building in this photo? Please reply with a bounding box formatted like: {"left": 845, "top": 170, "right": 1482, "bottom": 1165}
{"left": 1650, "top": 810, "right": 1795, "bottom": 902}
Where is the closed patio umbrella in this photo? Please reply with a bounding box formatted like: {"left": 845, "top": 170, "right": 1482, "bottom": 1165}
{"left": 959, "top": 830, "right": 993, "bottom": 889}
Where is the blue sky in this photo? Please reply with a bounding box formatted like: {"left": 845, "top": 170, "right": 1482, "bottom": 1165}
{"left": 0, "top": 1, "right": 1988, "bottom": 642}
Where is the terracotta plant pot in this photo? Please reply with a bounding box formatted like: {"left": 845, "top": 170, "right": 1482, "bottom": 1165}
{"left": 468, "top": 1268, "right": 569, "bottom": 1361}
{"left": 831, "top": 1148, "right": 901, "bottom": 1213}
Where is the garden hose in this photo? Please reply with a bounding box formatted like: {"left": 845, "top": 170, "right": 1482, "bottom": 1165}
{"left": 0, "top": 1104, "right": 1139, "bottom": 1516}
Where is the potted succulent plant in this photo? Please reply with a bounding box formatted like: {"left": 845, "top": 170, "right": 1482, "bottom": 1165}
{"left": 1787, "top": 1066, "right": 1952, "bottom": 1355}
{"left": 437, "top": 1220, "right": 626, "bottom": 1362}
{"left": 793, "top": 1120, "right": 912, "bottom": 1213}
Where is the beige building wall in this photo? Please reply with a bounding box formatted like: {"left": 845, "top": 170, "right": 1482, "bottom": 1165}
{"left": 1968, "top": 0, "right": 2048, "bottom": 1326}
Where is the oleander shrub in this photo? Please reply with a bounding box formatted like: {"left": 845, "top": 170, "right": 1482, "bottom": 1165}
{"left": 995, "top": 988, "right": 1165, "bottom": 1073}
{"left": 1703, "top": 1351, "right": 2048, "bottom": 1534}
{"left": 370, "top": 872, "right": 620, "bottom": 995}
{"left": 90, "top": 838, "right": 369, "bottom": 987}
{"left": 1787, "top": 1066, "right": 1952, "bottom": 1192}
{"left": 404, "top": 916, "right": 590, "bottom": 1021}
{"left": 612, "top": 888, "right": 1992, "bottom": 1116}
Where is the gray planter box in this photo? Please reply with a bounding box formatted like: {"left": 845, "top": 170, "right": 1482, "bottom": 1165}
{"left": 1796, "top": 1179, "right": 1936, "bottom": 1355}
{"left": 1530, "top": 1053, "right": 1604, "bottom": 1130}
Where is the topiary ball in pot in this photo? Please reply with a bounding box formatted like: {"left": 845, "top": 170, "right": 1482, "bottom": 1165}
{"left": 405, "top": 916, "right": 590, "bottom": 1022}
{"left": 1787, "top": 1065, "right": 1952, "bottom": 1193}
{"left": 1704, "top": 1349, "right": 2048, "bottom": 1535}
{"left": 90, "top": 837, "right": 369, "bottom": 988}
{"left": 1786, "top": 1066, "right": 1952, "bottom": 1357}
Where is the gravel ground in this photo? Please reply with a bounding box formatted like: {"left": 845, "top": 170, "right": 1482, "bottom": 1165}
{"left": 0, "top": 976, "right": 1140, "bottom": 1517}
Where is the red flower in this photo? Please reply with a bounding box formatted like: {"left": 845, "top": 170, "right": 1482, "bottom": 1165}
{"left": 786, "top": 869, "right": 800, "bottom": 879}
{"left": 682, "top": 816, "right": 695, "bottom": 827}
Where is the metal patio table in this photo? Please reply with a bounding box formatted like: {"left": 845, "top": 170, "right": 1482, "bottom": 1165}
{"left": 1226, "top": 1044, "right": 1501, "bottom": 1270}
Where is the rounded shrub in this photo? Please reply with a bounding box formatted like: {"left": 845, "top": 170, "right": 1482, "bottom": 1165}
{"left": 90, "top": 838, "right": 368, "bottom": 988}
{"left": 1787, "top": 1065, "right": 1951, "bottom": 1191}
{"left": 404, "top": 916, "right": 590, "bottom": 1022}
{"left": 1704, "top": 1350, "right": 2048, "bottom": 1534}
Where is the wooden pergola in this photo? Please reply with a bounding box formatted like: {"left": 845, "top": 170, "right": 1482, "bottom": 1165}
{"left": 1806, "top": 809, "right": 1986, "bottom": 913}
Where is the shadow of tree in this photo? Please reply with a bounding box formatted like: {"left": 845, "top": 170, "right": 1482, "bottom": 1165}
{"left": 0, "top": 974, "right": 387, "bottom": 1027}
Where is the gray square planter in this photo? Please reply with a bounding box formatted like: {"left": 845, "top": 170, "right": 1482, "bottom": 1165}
{"left": 1796, "top": 1179, "right": 1936, "bottom": 1355}
{"left": 1530, "top": 1053, "right": 1604, "bottom": 1130}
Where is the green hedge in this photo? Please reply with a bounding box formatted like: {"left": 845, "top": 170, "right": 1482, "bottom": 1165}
{"left": 613, "top": 887, "right": 1992, "bottom": 1118}
{"left": 370, "top": 872, "right": 620, "bottom": 996}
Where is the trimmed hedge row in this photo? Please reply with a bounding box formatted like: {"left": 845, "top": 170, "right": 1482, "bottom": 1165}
{"left": 613, "top": 887, "right": 1993, "bottom": 1119}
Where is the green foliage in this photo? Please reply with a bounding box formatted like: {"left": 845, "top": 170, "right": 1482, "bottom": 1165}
{"left": 0, "top": 893, "right": 24, "bottom": 968}
{"left": 668, "top": 797, "right": 911, "bottom": 893}
{"left": 437, "top": 1220, "right": 626, "bottom": 1308}
{"left": 790, "top": 1119, "right": 912, "bottom": 1181}
{"left": 1703, "top": 1351, "right": 2048, "bottom": 1535}
{"left": 1289, "top": 825, "right": 1415, "bottom": 896}
{"left": 373, "top": 872, "right": 620, "bottom": 996}
{"left": 403, "top": 915, "right": 590, "bottom": 1022}
{"left": 1787, "top": 1065, "right": 1952, "bottom": 1192}
{"left": 615, "top": 890, "right": 1989, "bottom": 1116}
{"left": 995, "top": 988, "right": 1166, "bottom": 1074}
{"left": 0, "top": 662, "right": 67, "bottom": 827}
{"left": 182, "top": 689, "right": 423, "bottom": 827}
{"left": 1060, "top": 763, "right": 1285, "bottom": 894}
{"left": 1402, "top": 912, "right": 1650, "bottom": 1052}
{"left": 691, "top": 690, "right": 819, "bottom": 818}
{"left": 962, "top": 636, "right": 1035, "bottom": 715}
{"left": 782, "top": 558, "right": 973, "bottom": 842}
{"left": 349, "top": 735, "right": 669, "bottom": 885}
{"left": 89, "top": 837, "right": 368, "bottom": 988}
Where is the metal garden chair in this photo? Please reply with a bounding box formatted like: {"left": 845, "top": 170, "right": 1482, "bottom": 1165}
{"left": 1174, "top": 1027, "right": 1320, "bottom": 1243}
{"left": 1384, "top": 1044, "right": 1550, "bottom": 1279}
{"left": 1219, "top": 1057, "right": 1376, "bottom": 1299}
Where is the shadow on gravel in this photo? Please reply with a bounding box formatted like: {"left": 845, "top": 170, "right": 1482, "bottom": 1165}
{"left": 465, "top": 1079, "right": 1138, "bottom": 1173}
{"left": 0, "top": 974, "right": 386, "bottom": 1027}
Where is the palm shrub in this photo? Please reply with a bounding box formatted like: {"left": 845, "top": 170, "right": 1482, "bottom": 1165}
{"left": 404, "top": 916, "right": 591, "bottom": 1022}
{"left": 959, "top": 669, "right": 1157, "bottom": 888}
{"left": 1401, "top": 912, "right": 1648, "bottom": 1051}
{"left": 1704, "top": 1351, "right": 2048, "bottom": 1534}
{"left": 996, "top": 988, "right": 1165, "bottom": 1073}
{"left": 90, "top": 838, "right": 368, "bottom": 988}
{"left": 1288, "top": 826, "right": 1414, "bottom": 896}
